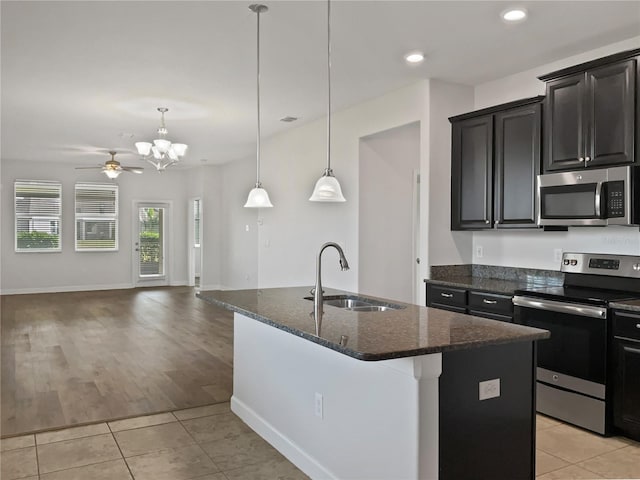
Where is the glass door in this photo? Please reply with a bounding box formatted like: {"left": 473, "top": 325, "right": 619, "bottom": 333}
{"left": 136, "top": 204, "right": 167, "bottom": 282}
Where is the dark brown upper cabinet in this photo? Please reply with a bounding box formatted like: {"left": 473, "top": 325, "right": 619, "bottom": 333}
{"left": 540, "top": 49, "right": 639, "bottom": 172}
{"left": 450, "top": 97, "right": 543, "bottom": 231}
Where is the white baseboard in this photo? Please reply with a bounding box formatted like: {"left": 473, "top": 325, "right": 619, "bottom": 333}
{"left": 231, "top": 396, "right": 336, "bottom": 480}
{"left": 0, "top": 283, "right": 134, "bottom": 295}
{"left": 199, "top": 284, "right": 227, "bottom": 291}
{"left": 0, "top": 281, "right": 195, "bottom": 295}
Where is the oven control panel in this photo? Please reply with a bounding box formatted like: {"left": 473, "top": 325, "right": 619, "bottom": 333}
{"left": 561, "top": 253, "right": 640, "bottom": 278}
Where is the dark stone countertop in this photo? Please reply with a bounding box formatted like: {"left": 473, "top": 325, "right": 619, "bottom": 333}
{"left": 424, "top": 275, "right": 563, "bottom": 295}
{"left": 424, "top": 264, "right": 564, "bottom": 295}
{"left": 610, "top": 299, "right": 640, "bottom": 313}
{"left": 197, "top": 287, "right": 549, "bottom": 361}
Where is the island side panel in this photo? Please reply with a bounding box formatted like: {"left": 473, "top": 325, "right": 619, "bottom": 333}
{"left": 439, "top": 341, "right": 536, "bottom": 480}
{"left": 231, "top": 312, "right": 442, "bottom": 480}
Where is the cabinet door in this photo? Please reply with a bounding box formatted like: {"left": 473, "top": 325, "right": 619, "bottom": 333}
{"left": 451, "top": 116, "right": 493, "bottom": 230}
{"left": 544, "top": 73, "right": 586, "bottom": 171}
{"left": 613, "top": 338, "right": 640, "bottom": 440}
{"left": 494, "top": 103, "right": 541, "bottom": 228}
{"left": 586, "top": 60, "right": 636, "bottom": 167}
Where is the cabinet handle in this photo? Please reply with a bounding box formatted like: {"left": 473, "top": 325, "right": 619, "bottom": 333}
{"left": 636, "top": 323, "right": 640, "bottom": 329}
{"left": 485, "top": 220, "right": 490, "bottom": 224}
{"left": 440, "top": 293, "right": 454, "bottom": 298}
{"left": 579, "top": 157, "right": 585, "bottom": 162}
{"left": 483, "top": 299, "right": 498, "bottom": 305}
{"left": 585, "top": 156, "right": 591, "bottom": 162}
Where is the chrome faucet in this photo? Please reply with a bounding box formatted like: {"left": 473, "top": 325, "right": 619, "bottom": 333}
{"left": 313, "top": 242, "right": 350, "bottom": 319}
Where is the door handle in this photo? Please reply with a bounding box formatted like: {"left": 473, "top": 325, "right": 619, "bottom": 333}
{"left": 135, "top": 248, "right": 139, "bottom": 252}
{"left": 595, "top": 182, "right": 603, "bottom": 218}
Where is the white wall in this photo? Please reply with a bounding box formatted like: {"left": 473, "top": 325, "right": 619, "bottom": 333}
{"left": 427, "top": 79, "right": 475, "bottom": 268}
{"left": 1, "top": 159, "right": 190, "bottom": 293}
{"left": 219, "top": 157, "right": 258, "bottom": 290}
{"left": 238, "top": 81, "right": 432, "bottom": 304}
{"left": 359, "top": 122, "right": 420, "bottom": 303}
{"left": 472, "top": 36, "right": 640, "bottom": 269}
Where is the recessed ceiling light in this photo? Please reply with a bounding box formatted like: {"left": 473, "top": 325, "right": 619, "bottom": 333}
{"left": 501, "top": 8, "right": 528, "bottom": 22}
{"left": 404, "top": 52, "right": 425, "bottom": 64}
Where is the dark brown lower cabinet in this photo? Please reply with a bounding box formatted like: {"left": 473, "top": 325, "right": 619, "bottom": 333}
{"left": 439, "top": 342, "right": 536, "bottom": 480}
{"left": 613, "top": 310, "right": 640, "bottom": 441}
{"left": 426, "top": 282, "right": 513, "bottom": 322}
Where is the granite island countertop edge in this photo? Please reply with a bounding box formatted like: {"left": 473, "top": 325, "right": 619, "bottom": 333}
{"left": 197, "top": 288, "right": 549, "bottom": 361}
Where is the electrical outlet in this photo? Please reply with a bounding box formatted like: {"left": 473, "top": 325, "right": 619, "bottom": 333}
{"left": 554, "top": 248, "right": 563, "bottom": 263}
{"left": 476, "top": 246, "right": 484, "bottom": 258}
{"left": 245, "top": 224, "right": 250, "bottom": 232}
{"left": 314, "top": 392, "right": 323, "bottom": 419}
{"left": 479, "top": 379, "right": 500, "bottom": 401}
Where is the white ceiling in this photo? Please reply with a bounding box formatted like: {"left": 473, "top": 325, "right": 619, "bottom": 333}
{"left": 2, "top": 1, "right": 639, "bottom": 168}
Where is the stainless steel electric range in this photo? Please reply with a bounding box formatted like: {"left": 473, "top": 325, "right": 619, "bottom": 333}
{"left": 513, "top": 253, "right": 640, "bottom": 435}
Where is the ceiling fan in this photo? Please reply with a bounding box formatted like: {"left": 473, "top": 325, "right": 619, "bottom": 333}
{"left": 75, "top": 150, "right": 143, "bottom": 179}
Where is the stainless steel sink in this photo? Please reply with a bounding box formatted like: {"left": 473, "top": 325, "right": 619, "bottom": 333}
{"left": 303, "top": 295, "right": 404, "bottom": 312}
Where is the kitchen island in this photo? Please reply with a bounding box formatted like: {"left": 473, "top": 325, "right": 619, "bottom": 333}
{"left": 198, "top": 287, "right": 549, "bottom": 480}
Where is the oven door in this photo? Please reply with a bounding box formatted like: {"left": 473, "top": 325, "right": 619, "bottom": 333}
{"left": 513, "top": 296, "right": 607, "bottom": 396}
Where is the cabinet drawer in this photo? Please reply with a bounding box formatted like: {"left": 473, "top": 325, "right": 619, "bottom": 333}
{"left": 469, "top": 309, "right": 513, "bottom": 323}
{"left": 431, "top": 303, "right": 467, "bottom": 314}
{"left": 468, "top": 291, "right": 513, "bottom": 315}
{"left": 428, "top": 284, "right": 467, "bottom": 307}
{"left": 614, "top": 311, "right": 640, "bottom": 342}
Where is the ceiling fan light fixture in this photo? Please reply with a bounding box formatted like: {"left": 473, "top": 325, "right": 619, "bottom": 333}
{"left": 104, "top": 168, "right": 122, "bottom": 179}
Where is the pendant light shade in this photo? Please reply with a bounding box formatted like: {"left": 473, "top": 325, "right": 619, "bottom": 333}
{"left": 310, "top": 0, "right": 345, "bottom": 203}
{"left": 244, "top": 4, "right": 273, "bottom": 209}
{"left": 244, "top": 185, "right": 273, "bottom": 208}
{"left": 309, "top": 168, "right": 345, "bottom": 202}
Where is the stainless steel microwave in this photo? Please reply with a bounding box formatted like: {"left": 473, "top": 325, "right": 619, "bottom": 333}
{"left": 537, "top": 165, "right": 640, "bottom": 226}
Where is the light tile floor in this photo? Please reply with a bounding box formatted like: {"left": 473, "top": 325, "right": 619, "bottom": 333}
{"left": 0, "top": 402, "right": 308, "bottom": 480}
{"left": 2, "top": 405, "right": 639, "bottom": 480}
{"left": 536, "top": 414, "right": 640, "bottom": 479}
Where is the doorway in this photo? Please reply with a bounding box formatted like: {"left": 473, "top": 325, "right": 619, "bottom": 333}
{"left": 358, "top": 122, "right": 421, "bottom": 304}
{"left": 134, "top": 202, "right": 170, "bottom": 286}
{"left": 188, "top": 197, "right": 202, "bottom": 288}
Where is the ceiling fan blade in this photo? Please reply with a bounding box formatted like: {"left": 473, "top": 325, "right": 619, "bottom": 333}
{"left": 75, "top": 166, "right": 103, "bottom": 170}
{"left": 122, "top": 167, "right": 144, "bottom": 174}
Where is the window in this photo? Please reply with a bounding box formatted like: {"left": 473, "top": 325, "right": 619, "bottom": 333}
{"left": 15, "top": 181, "right": 62, "bottom": 252}
{"left": 75, "top": 183, "right": 118, "bottom": 251}
{"left": 193, "top": 198, "right": 201, "bottom": 247}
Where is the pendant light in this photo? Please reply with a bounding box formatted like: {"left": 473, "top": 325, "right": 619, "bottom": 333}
{"left": 244, "top": 4, "right": 273, "bottom": 208}
{"left": 309, "top": 0, "right": 346, "bottom": 202}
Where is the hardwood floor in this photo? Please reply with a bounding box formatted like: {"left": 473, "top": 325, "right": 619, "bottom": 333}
{"left": 1, "top": 287, "right": 234, "bottom": 437}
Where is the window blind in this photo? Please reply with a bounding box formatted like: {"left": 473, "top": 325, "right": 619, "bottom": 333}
{"left": 75, "top": 183, "right": 118, "bottom": 251}
{"left": 15, "top": 181, "right": 62, "bottom": 252}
